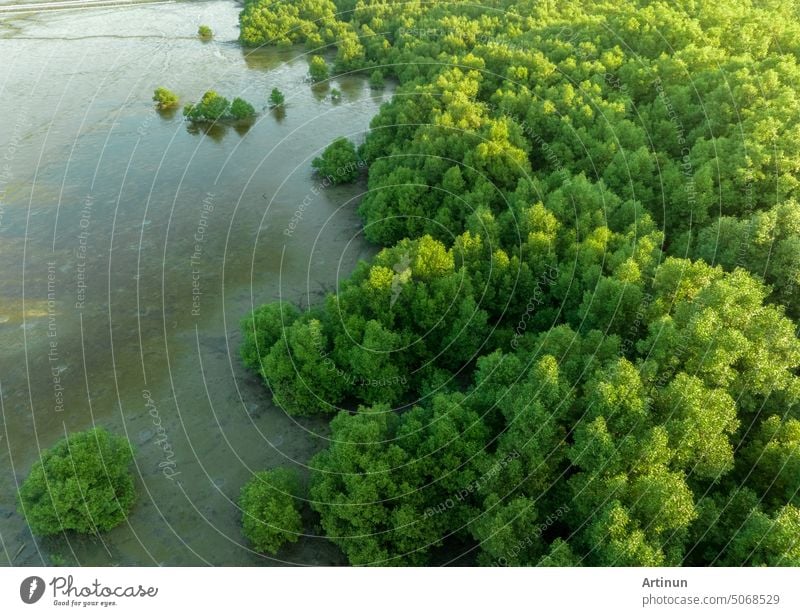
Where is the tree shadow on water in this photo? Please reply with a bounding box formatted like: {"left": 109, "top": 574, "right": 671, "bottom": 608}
{"left": 186, "top": 122, "right": 228, "bottom": 143}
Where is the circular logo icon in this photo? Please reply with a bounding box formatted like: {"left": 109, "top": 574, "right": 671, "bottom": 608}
{"left": 20, "top": 576, "right": 45, "bottom": 604}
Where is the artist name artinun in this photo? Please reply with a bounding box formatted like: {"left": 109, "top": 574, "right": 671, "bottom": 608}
{"left": 642, "top": 577, "right": 688, "bottom": 588}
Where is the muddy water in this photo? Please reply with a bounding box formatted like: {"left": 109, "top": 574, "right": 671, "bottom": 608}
{"left": 0, "top": 0, "right": 389, "bottom": 565}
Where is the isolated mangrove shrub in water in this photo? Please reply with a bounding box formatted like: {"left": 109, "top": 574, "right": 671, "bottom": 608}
{"left": 230, "top": 97, "right": 257, "bottom": 120}
{"left": 240, "top": 468, "right": 303, "bottom": 555}
{"left": 152, "top": 87, "right": 179, "bottom": 109}
{"left": 268, "top": 87, "right": 285, "bottom": 108}
{"left": 18, "top": 428, "right": 136, "bottom": 536}
{"left": 312, "top": 137, "right": 360, "bottom": 183}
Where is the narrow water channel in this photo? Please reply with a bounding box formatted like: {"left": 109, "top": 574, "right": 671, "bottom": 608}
{"left": 0, "top": 0, "right": 388, "bottom": 565}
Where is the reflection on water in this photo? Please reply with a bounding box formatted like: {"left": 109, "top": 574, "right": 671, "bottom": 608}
{"left": 0, "top": 0, "right": 389, "bottom": 565}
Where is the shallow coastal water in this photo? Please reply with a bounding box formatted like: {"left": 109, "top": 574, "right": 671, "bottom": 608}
{"left": 0, "top": 0, "right": 388, "bottom": 565}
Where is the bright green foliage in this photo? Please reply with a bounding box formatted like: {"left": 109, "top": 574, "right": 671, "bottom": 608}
{"left": 241, "top": 0, "right": 800, "bottom": 566}
{"left": 312, "top": 137, "right": 360, "bottom": 183}
{"left": 268, "top": 87, "right": 285, "bottom": 108}
{"left": 197, "top": 25, "right": 212, "bottom": 39}
{"left": 654, "top": 374, "right": 739, "bottom": 479}
{"left": 638, "top": 260, "right": 800, "bottom": 415}
{"left": 183, "top": 91, "right": 230, "bottom": 122}
{"left": 566, "top": 361, "right": 696, "bottom": 565}
{"left": 184, "top": 91, "right": 258, "bottom": 123}
{"left": 308, "top": 55, "right": 329, "bottom": 83}
{"left": 239, "top": 0, "right": 350, "bottom": 49}
{"left": 240, "top": 468, "right": 303, "bottom": 555}
{"left": 18, "top": 428, "right": 135, "bottom": 536}
{"left": 584, "top": 502, "right": 667, "bottom": 567}
{"left": 152, "top": 87, "right": 179, "bottom": 109}
{"left": 230, "top": 97, "right": 256, "bottom": 120}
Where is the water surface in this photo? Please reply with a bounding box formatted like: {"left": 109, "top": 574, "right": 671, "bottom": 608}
{"left": 0, "top": 0, "right": 388, "bottom": 565}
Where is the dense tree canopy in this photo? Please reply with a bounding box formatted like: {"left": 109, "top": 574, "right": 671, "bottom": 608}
{"left": 240, "top": 0, "right": 800, "bottom": 566}
{"left": 240, "top": 468, "right": 303, "bottom": 555}
{"left": 18, "top": 428, "right": 136, "bottom": 536}
{"left": 269, "top": 87, "right": 286, "bottom": 108}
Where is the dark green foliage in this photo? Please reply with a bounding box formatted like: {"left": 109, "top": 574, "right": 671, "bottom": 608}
{"left": 230, "top": 97, "right": 256, "bottom": 120}
{"left": 312, "top": 137, "right": 360, "bottom": 184}
{"left": 240, "top": 0, "right": 800, "bottom": 566}
{"left": 740, "top": 416, "right": 800, "bottom": 509}
{"left": 537, "top": 539, "right": 580, "bottom": 567}
{"left": 688, "top": 202, "right": 800, "bottom": 318}
{"left": 368, "top": 70, "right": 384, "bottom": 89}
{"left": 240, "top": 302, "right": 299, "bottom": 371}
{"left": 310, "top": 396, "right": 488, "bottom": 565}
{"left": 723, "top": 505, "right": 800, "bottom": 566}
{"left": 240, "top": 468, "right": 303, "bottom": 555}
{"left": 261, "top": 317, "right": 345, "bottom": 416}
{"left": 268, "top": 87, "right": 285, "bottom": 108}
{"left": 18, "top": 428, "right": 135, "bottom": 536}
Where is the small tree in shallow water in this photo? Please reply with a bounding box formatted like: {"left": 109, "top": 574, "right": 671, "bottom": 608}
{"left": 230, "top": 97, "right": 256, "bottom": 120}
{"left": 152, "top": 87, "right": 179, "bottom": 109}
{"left": 268, "top": 88, "right": 286, "bottom": 108}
